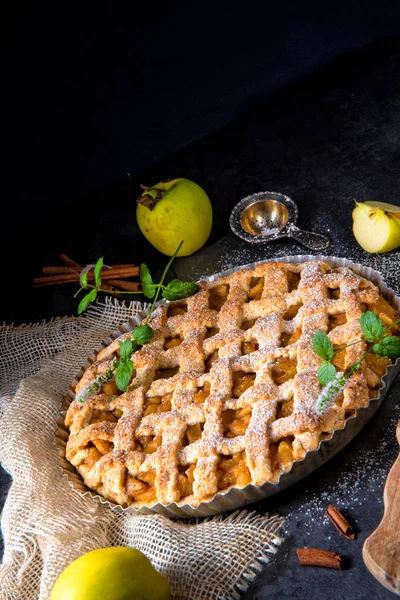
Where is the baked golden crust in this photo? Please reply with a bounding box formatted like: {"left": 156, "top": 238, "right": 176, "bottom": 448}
{"left": 64, "top": 260, "right": 399, "bottom": 508}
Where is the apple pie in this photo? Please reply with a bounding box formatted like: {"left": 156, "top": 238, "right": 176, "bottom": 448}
{"left": 64, "top": 260, "right": 399, "bottom": 509}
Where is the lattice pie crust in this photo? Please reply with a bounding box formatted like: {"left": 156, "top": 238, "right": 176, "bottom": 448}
{"left": 65, "top": 261, "right": 399, "bottom": 508}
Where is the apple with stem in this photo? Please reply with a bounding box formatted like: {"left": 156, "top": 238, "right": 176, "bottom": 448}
{"left": 136, "top": 178, "right": 213, "bottom": 257}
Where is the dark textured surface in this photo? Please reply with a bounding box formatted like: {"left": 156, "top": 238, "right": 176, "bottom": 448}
{"left": 4, "top": 1, "right": 400, "bottom": 224}
{"left": 240, "top": 379, "right": 400, "bottom": 600}
{"left": 2, "top": 36, "right": 400, "bottom": 599}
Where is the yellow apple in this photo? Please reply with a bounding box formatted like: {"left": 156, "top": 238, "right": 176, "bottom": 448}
{"left": 352, "top": 201, "right": 400, "bottom": 253}
{"left": 364, "top": 200, "right": 400, "bottom": 215}
{"left": 50, "top": 547, "right": 171, "bottom": 600}
{"left": 136, "top": 178, "right": 213, "bottom": 257}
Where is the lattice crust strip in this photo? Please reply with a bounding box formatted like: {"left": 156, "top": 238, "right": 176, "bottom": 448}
{"left": 65, "top": 260, "right": 398, "bottom": 508}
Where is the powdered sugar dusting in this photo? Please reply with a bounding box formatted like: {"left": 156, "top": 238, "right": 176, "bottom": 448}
{"left": 283, "top": 397, "right": 400, "bottom": 536}
{"left": 193, "top": 247, "right": 400, "bottom": 530}
{"left": 261, "top": 227, "right": 282, "bottom": 237}
{"left": 194, "top": 219, "right": 399, "bottom": 297}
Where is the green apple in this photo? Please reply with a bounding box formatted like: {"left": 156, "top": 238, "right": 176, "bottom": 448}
{"left": 352, "top": 201, "right": 400, "bottom": 253}
{"left": 136, "top": 178, "right": 213, "bottom": 257}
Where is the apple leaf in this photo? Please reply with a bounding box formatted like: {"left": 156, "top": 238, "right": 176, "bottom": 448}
{"left": 137, "top": 193, "right": 157, "bottom": 210}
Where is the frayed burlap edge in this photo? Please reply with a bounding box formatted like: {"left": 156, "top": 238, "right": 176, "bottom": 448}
{"left": 0, "top": 298, "right": 285, "bottom": 600}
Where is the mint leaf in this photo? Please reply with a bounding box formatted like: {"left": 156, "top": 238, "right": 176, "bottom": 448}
{"left": 312, "top": 330, "right": 334, "bottom": 360}
{"left": 78, "top": 289, "right": 97, "bottom": 314}
{"left": 81, "top": 272, "right": 88, "bottom": 287}
{"left": 115, "top": 360, "right": 134, "bottom": 391}
{"left": 163, "top": 280, "right": 200, "bottom": 301}
{"left": 94, "top": 257, "right": 103, "bottom": 287}
{"left": 119, "top": 338, "right": 134, "bottom": 361}
{"left": 140, "top": 264, "right": 157, "bottom": 299}
{"left": 318, "top": 360, "right": 337, "bottom": 386}
{"left": 373, "top": 336, "right": 400, "bottom": 359}
{"left": 372, "top": 343, "right": 384, "bottom": 356}
{"left": 360, "top": 311, "right": 385, "bottom": 342}
{"left": 133, "top": 324, "right": 154, "bottom": 345}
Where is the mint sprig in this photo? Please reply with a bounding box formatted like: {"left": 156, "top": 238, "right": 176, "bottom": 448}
{"left": 316, "top": 372, "right": 349, "bottom": 414}
{"left": 313, "top": 310, "right": 400, "bottom": 412}
{"left": 75, "top": 366, "right": 115, "bottom": 405}
{"left": 74, "top": 241, "right": 201, "bottom": 398}
{"left": 75, "top": 257, "right": 104, "bottom": 315}
{"left": 139, "top": 241, "right": 200, "bottom": 308}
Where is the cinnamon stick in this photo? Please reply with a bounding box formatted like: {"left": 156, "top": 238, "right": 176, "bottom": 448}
{"left": 34, "top": 279, "right": 140, "bottom": 292}
{"left": 58, "top": 253, "right": 81, "bottom": 267}
{"left": 42, "top": 266, "right": 81, "bottom": 275}
{"left": 90, "top": 281, "right": 117, "bottom": 293}
{"left": 43, "top": 264, "right": 136, "bottom": 274}
{"left": 33, "top": 267, "right": 139, "bottom": 286}
{"left": 39, "top": 256, "right": 120, "bottom": 291}
{"left": 101, "top": 264, "right": 136, "bottom": 270}
{"left": 326, "top": 505, "right": 355, "bottom": 540}
{"left": 56, "top": 255, "right": 122, "bottom": 292}
{"left": 39, "top": 254, "right": 139, "bottom": 293}
{"left": 107, "top": 279, "right": 141, "bottom": 292}
{"left": 92, "top": 268, "right": 139, "bottom": 279}
{"left": 33, "top": 279, "right": 120, "bottom": 291}
{"left": 296, "top": 547, "right": 344, "bottom": 569}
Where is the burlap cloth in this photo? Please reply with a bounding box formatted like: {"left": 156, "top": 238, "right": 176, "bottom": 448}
{"left": 0, "top": 298, "right": 285, "bottom": 600}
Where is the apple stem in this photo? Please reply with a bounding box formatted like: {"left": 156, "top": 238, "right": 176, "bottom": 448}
{"left": 137, "top": 185, "right": 165, "bottom": 210}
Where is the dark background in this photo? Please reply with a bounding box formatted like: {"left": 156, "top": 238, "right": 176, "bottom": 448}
{"left": 2, "top": 2, "right": 400, "bottom": 324}
{"left": 2, "top": 3, "right": 400, "bottom": 599}
{"left": 2, "top": 1, "right": 400, "bottom": 209}
{"left": 5, "top": 0, "right": 400, "bottom": 222}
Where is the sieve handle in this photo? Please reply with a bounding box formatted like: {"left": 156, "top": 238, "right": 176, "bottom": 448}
{"left": 286, "top": 225, "right": 330, "bottom": 251}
